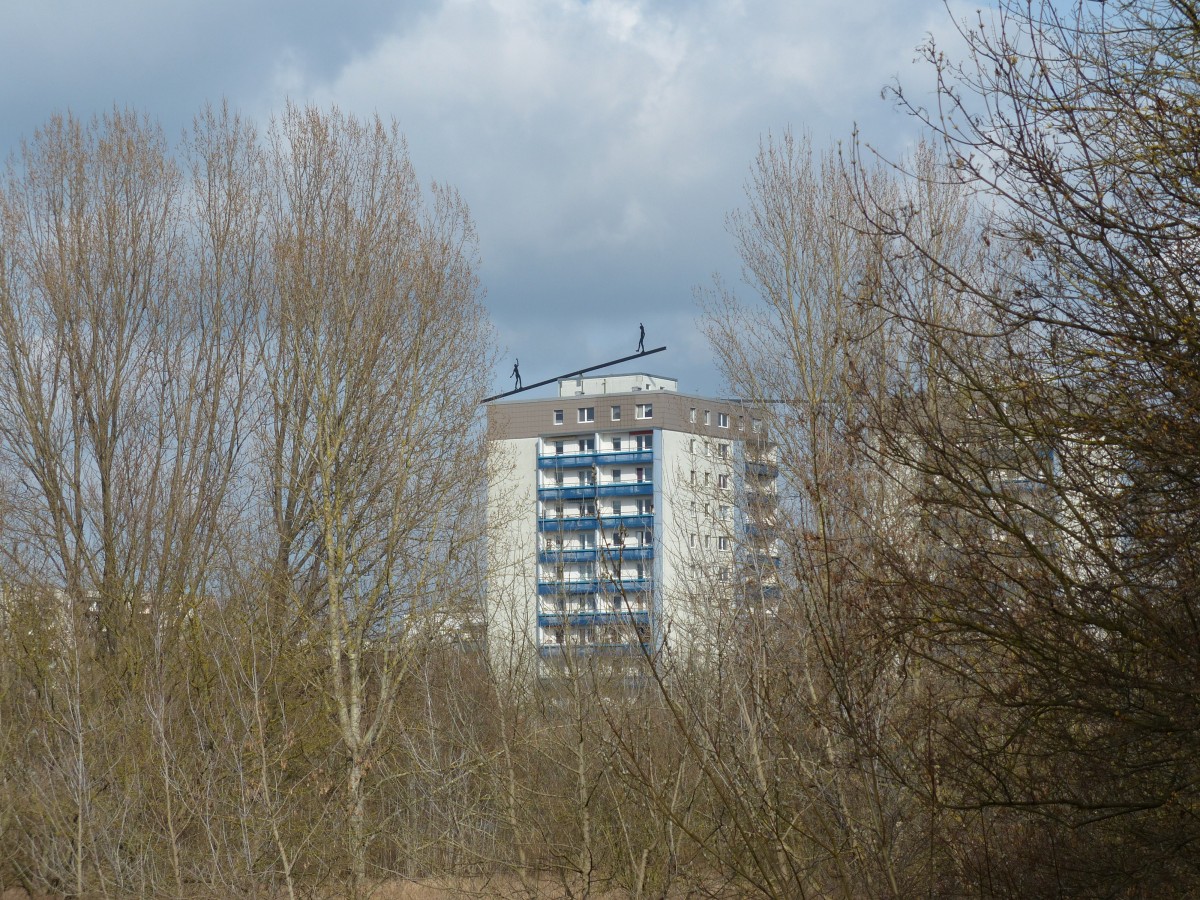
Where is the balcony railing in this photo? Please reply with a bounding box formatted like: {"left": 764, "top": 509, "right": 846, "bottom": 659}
{"left": 594, "top": 449, "right": 653, "bottom": 466}
{"left": 537, "top": 549, "right": 597, "bottom": 563}
{"left": 537, "top": 451, "right": 597, "bottom": 469}
{"left": 538, "top": 484, "right": 598, "bottom": 501}
{"left": 538, "top": 580, "right": 600, "bottom": 595}
{"left": 538, "top": 516, "right": 600, "bottom": 533}
{"left": 596, "top": 481, "right": 653, "bottom": 498}
{"left": 599, "top": 545, "right": 654, "bottom": 561}
{"left": 600, "top": 577, "right": 653, "bottom": 593}
{"left": 538, "top": 642, "right": 651, "bottom": 657}
{"left": 598, "top": 513, "right": 653, "bottom": 530}
{"left": 537, "top": 609, "right": 651, "bottom": 628}
{"left": 537, "top": 481, "right": 652, "bottom": 501}
{"left": 537, "top": 448, "right": 654, "bottom": 469}
{"left": 538, "top": 577, "right": 654, "bottom": 595}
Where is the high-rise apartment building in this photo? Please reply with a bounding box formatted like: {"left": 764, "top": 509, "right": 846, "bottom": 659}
{"left": 485, "top": 373, "right": 778, "bottom": 669}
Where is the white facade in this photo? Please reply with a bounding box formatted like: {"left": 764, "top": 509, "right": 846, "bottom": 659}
{"left": 485, "top": 374, "right": 777, "bottom": 669}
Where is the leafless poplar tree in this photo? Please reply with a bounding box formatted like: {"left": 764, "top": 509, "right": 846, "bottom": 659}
{"left": 252, "top": 103, "right": 491, "bottom": 897}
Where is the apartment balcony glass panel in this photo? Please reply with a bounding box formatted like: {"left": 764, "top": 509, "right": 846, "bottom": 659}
{"left": 538, "top": 517, "right": 599, "bottom": 533}
{"left": 538, "top": 643, "right": 649, "bottom": 658}
{"left": 599, "top": 577, "right": 654, "bottom": 593}
{"left": 537, "top": 549, "right": 598, "bottom": 564}
{"left": 538, "top": 452, "right": 598, "bottom": 469}
{"left": 538, "top": 485, "right": 599, "bottom": 501}
{"left": 594, "top": 449, "right": 653, "bottom": 466}
{"left": 598, "top": 514, "right": 653, "bottom": 530}
{"left": 599, "top": 546, "right": 654, "bottom": 561}
{"left": 538, "top": 610, "right": 651, "bottom": 628}
{"left": 596, "top": 482, "right": 653, "bottom": 498}
{"left": 538, "top": 580, "right": 600, "bottom": 595}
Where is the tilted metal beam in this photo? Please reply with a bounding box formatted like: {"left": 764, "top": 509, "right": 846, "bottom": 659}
{"left": 482, "top": 346, "right": 667, "bottom": 404}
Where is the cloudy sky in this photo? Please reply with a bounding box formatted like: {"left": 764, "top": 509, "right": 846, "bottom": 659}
{"left": 1, "top": 0, "right": 970, "bottom": 398}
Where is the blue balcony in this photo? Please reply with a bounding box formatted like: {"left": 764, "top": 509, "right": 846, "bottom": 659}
{"left": 537, "top": 485, "right": 599, "bottom": 501}
{"left": 599, "top": 545, "right": 654, "bottom": 561}
{"left": 600, "top": 577, "right": 653, "bottom": 593}
{"left": 599, "top": 514, "right": 653, "bottom": 530}
{"left": 537, "top": 610, "right": 651, "bottom": 628}
{"left": 538, "top": 642, "right": 651, "bottom": 658}
{"left": 538, "top": 580, "right": 599, "bottom": 595}
{"left": 539, "top": 577, "right": 653, "bottom": 595}
{"left": 538, "top": 516, "right": 599, "bottom": 533}
{"left": 596, "top": 482, "right": 653, "bottom": 498}
{"left": 594, "top": 449, "right": 653, "bottom": 466}
{"left": 538, "top": 452, "right": 597, "bottom": 469}
{"left": 537, "top": 549, "right": 597, "bottom": 564}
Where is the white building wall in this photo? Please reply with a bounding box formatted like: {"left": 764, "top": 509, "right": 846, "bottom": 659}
{"left": 485, "top": 375, "right": 771, "bottom": 667}
{"left": 485, "top": 436, "right": 539, "bottom": 673}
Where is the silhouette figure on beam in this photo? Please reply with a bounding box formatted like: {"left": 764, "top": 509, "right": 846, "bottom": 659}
{"left": 511, "top": 358, "right": 522, "bottom": 390}
{"left": 637, "top": 323, "right": 645, "bottom": 353}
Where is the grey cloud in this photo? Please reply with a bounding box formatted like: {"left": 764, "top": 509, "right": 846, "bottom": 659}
{"left": 1, "top": 0, "right": 960, "bottom": 399}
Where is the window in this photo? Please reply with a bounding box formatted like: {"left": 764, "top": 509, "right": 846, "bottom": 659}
{"left": 581, "top": 500, "right": 596, "bottom": 516}
{"left": 689, "top": 533, "right": 697, "bottom": 548}
{"left": 611, "top": 405, "right": 622, "bottom": 421}
{"left": 704, "top": 410, "right": 711, "bottom": 426}
{"left": 635, "top": 402, "right": 653, "bottom": 419}
{"left": 718, "top": 473, "right": 730, "bottom": 489}
{"left": 705, "top": 535, "right": 711, "bottom": 549}
{"left": 612, "top": 469, "right": 622, "bottom": 482}
{"left": 553, "top": 471, "right": 563, "bottom": 486}
{"left": 578, "top": 407, "right": 594, "bottom": 423}
{"left": 580, "top": 437, "right": 595, "bottom": 452}
{"left": 718, "top": 443, "right": 728, "bottom": 459}
{"left": 612, "top": 500, "right": 623, "bottom": 516}
{"left": 636, "top": 498, "right": 653, "bottom": 515}
{"left": 640, "top": 529, "right": 653, "bottom": 546}
{"left": 636, "top": 433, "right": 653, "bottom": 450}
{"left": 690, "top": 407, "right": 697, "bottom": 423}
{"left": 738, "top": 416, "right": 744, "bottom": 430}
{"left": 554, "top": 409, "right": 564, "bottom": 424}
{"left": 719, "top": 504, "right": 730, "bottom": 519}
{"left": 752, "top": 418, "right": 762, "bottom": 433}
{"left": 718, "top": 413, "right": 729, "bottom": 428}
{"left": 718, "top": 536, "right": 730, "bottom": 551}
{"left": 578, "top": 470, "right": 593, "bottom": 486}
{"left": 554, "top": 440, "right": 565, "bottom": 455}
{"left": 690, "top": 470, "right": 696, "bottom": 484}
{"left": 705, "top": 472, "right": 711, "bottom": 485}
{"left": 689, "top": 439, "right": 695, "bottom": 453}
{"left": 636, "top": 467, "right": 649, "bottom": 483}
{"left": 612, "top": 436, "right": 622, "bottom": 450}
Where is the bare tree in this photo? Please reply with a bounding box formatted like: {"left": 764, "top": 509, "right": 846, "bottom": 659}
{"left": 253, "top": 103, "right": 491, "bottom": 897}
{"left": 846, "top": 0, "right": 1200, "bottom": 891}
